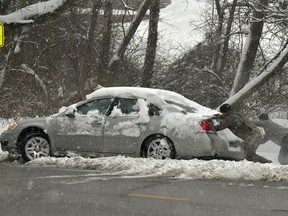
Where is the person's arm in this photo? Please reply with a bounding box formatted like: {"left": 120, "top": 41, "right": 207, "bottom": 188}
{"left": 254, "top": 120, "right": 265, "bottom": 127}
{"left": 214, "top": 115, "right": 232, "bottom": 131}
{"left": 260, "top": 134, "right": 269, "bottom": 144}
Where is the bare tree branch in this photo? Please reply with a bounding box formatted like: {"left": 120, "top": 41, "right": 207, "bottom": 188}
{"left": 220, "top": 43, "right": 288, "bottom": 108}
{"left": 0, "top": 0, "right": 68, "bottom": 24}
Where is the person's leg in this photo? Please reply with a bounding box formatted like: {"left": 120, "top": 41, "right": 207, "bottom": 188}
{"left": 245, "top": 130, "right": 271, "bottom": 163}
{"left": 244, "top": 130, "right": 262, "bottom": 158}
{"left": 278, "top": 135, "right": 288, "bottom": 165}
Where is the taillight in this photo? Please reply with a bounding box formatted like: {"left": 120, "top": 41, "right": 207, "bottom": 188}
{"left": 200, "top": 120, "right": 211, "bottom": 131}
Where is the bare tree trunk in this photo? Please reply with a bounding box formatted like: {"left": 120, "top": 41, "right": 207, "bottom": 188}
{"left": 141, "top": 0, "right": 160, "bottom": 87}
{"left": 229, "top": 0, "right": 268, "bottom": 97}
{"left": 84, "top": 0, "right": 101, "bottom": 90}
{"left": 98, "top": 0, "right": 112, "bottom": 86}
{"left": 211, "top": 0, "right": 224, "bottom": 76}
{"left": 88, "top": 0, "right": 102, "bottom": 46}
{"left": 21, "top": 64, "right": 48, "bottom": 97}
{"left": 0, "top": 48, "right": 12, "bottom": 90}
{"left": 218, "top": 0, "right": 238, "bottom": 73}
{"left": 108, "top": 0, "right": 153, "bottom": 69}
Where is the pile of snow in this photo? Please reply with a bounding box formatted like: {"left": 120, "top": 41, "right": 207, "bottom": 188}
{"left": 27, "top": 156, "right": 288, "bottom": 182}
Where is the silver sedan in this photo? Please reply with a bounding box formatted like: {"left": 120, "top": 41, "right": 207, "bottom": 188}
{"left": 0, "top": 87, "right": 244, "bottom": 162}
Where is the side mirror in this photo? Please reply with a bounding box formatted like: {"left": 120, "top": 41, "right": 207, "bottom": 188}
{"left": 65, "top": 106, "right": 76, "bottom": 117}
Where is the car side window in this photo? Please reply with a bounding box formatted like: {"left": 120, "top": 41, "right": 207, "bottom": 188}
{"left": 148, "top": 103, "right": 161, "bottom": 116}
{"left": 76, "top": 98, "right": 113, "bottom": 115}
{"left": 118, "top": 98, "right": 139, "bottom": 115}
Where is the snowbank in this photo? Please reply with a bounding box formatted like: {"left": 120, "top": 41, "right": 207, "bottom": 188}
{"left": 1, "top": 118, "right": 288, "bottom": 182}
{"left": 27, "top": 156, "right": 288, "bottom": 182}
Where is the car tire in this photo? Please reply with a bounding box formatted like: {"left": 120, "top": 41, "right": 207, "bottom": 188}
{"left": 143, "top": 135, "right": 176, "bottom": 159}
{"left": 20, "top": 132, "right": 51, "bottom": 162}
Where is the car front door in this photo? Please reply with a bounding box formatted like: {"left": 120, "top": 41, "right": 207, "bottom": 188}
{"left": 103, "top": 98, "right": 149, "bottom": 155}
{"left": 49, "top": 98, "right": 113, "bottom": 153}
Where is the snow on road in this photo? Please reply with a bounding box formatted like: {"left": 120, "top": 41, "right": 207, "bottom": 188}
{"left": 27, "top": 155, "right": 288, "bottom": 182}
{"left": 1, "top": 119, "right": 288, "bottom": 182}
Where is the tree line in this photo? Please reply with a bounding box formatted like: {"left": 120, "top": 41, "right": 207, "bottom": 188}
{"left": 0, "top": 0, "right": 287, "bottom": 119}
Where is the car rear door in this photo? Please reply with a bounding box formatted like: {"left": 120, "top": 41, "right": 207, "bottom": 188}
{"left": 103, "top": 98, "right": 149, "bottom": 155}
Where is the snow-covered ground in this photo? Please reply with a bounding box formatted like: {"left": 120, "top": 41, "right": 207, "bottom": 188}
{"left": 1, "top": 118, "right": 288, "bottom": 182}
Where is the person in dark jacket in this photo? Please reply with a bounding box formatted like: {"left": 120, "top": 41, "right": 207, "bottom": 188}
{"left": 254, "top": 113, "right": 288, "bottom": 165}
{"left": 214, "top": 104, "right": 271, "bottom": 163}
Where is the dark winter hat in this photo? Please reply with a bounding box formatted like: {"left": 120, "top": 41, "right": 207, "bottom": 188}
{"left": 259, "top": 113, "right": 269, "bottom": 121}
{"left": 220, "top": 103, "right": 231, "bottom": 113}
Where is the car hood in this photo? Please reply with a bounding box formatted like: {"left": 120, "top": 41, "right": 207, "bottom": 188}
{"left": 16, "top": 117, "right": 48, "bottom": 129}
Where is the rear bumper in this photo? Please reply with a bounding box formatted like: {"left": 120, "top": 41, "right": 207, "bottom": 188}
{"left": 209, "top": 132, "right": 244, "bottom": 160}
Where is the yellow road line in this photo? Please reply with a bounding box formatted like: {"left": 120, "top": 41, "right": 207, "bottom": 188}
{"left": 128, "top": 193, "right": 191, "bottom": 201}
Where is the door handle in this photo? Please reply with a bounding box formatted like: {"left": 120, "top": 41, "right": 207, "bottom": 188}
{"left": 91, "top": 121, "right": 102, "bottom": 126}
{"left": 136, "top": 122, "right": 148, "bottom": 126}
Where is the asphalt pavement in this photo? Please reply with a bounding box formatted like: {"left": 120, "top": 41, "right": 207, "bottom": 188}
{"left": 0, "top": 162, "right": 288, "bottom": 216}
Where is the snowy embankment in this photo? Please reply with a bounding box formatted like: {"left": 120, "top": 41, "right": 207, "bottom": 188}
{"left": 28, "top": 155, "right": 288, "bottom": 182}
{"left": 1, "top": 119, "right": 288, "bottom": 182}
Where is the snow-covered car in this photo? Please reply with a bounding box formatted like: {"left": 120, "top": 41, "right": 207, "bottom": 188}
{"left": 0, "top": 87, "right": 244, "bottom": 162}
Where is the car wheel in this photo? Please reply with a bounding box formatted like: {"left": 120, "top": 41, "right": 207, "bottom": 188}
{"left": 20, "top": 132, "right": 51, "bottom": 162}
{"left": 143, "top": 136, "right": 176, "bottom": 159}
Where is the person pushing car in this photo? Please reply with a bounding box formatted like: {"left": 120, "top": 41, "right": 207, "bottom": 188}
{"left": 214, "top": 103, "right": 271, "bottom": 164}
{"left": 254, "top": 113, "right": 288, "bottom": 165}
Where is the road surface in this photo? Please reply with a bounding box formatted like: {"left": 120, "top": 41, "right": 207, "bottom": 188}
{"left": 0, "top": 162, "right": 288, "bottom": 216}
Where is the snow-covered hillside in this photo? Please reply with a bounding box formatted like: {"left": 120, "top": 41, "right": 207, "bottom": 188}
{"left": 158, "top": 0, "right": 207, "bottom": 50}
{"left": 138, "top": 0, "right": 208, "bottom": 56}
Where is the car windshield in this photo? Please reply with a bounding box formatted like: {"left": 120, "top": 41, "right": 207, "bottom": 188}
{"left": 165, "top": 100, "right": 197, "bottom": 113}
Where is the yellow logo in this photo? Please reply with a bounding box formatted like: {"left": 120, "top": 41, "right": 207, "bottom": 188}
{"left": 0, "top": 23, "right": 4, "bottom": 47}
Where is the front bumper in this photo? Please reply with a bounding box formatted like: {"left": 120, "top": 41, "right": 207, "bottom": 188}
{"left": 0, "top": 130, "right": 19, "bottom": 153}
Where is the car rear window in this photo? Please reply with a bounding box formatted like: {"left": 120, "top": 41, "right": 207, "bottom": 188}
{"left": 165, "top": 100, "right": 197, "bottom": 113}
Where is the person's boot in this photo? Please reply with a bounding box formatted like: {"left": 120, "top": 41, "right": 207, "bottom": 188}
{"left": 246, "top": 154, "right": 272, "bottom": 164}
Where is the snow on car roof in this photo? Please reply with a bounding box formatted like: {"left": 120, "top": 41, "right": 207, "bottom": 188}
{"left": 86, "top": 87, "right": 218, "bottom": 115}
